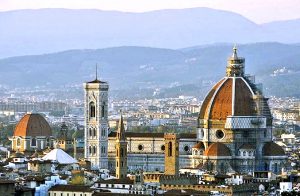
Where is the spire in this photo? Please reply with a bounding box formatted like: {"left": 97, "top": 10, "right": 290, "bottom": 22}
{"left": 232, "top": 44, "right": 238, "bottom": 59}
{"left": 117, "top": 111, "right": 126, "bottom": 141}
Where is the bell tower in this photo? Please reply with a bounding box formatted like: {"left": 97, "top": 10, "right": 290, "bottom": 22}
{"left": 83, "top": 66, "right": 109, "bottom": 169}
{"left": 164, "top": 133, "right": 179, "bottom": 175}
{"left": 115, "top": 113, "right": 127, "bottom": 179}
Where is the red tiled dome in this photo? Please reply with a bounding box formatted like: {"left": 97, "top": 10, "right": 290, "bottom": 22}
{"left": 262, "top": 142, "right": 285, "bottom": 156}
{"left": 199, "top": 77, "right": 256, "bottom": 121}
{"left": 14, "top": 113, "right": 52, "bottom": 137}
{"left": 204, "top": 143, "right": 231, "bottom": 156}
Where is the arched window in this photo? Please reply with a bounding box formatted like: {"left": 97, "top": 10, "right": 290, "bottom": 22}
{"left": 274, "top": 163, "right": 278, "bottom": 173}
{"left": 243, "top": 151, "right": 246, "bottom": 156}
{"left": 121, "top": 148, "right": 124, "bottom": 157}
{"left": 89, "top": 128, "right": 92, "bottom": 137}
{"left": 168, "top": 142, "right": 172, "bottom": 157}
{"left": 93, "top": 146, "right": 96, "bottom": 154}
{"left": 102, "top": 128, "right": 106, "bottom": 137}
{"left": 89, "top": 146, "right": 92, "bottom": 155}
{"left": 17, "top": 138, "right": 21, "bottom": 146}
{"left": 199, "top": 150, "right": 203, "bottom": 155}
{"left": 101, "top": 103, "right": 105, "bottom": 118}
{"left": 93, "top": 128, "right": 96, "bottom": 137}
{"left": 89, "top": 102, "right": 96, "bottom": 118}
{"left": 31, "top": 137, "right": 36, "bottom": 146}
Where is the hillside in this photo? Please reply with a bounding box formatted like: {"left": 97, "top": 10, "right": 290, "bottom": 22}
{"left": 0, "top": 43, "right": 300, "bottom": 98}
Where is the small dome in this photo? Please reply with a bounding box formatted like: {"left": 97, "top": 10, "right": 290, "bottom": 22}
{"left": 204, "top": 143, "right": 231, "bottom": 156}
{"left": 14, "top": 113, "right": 52, "bottom": 137}
{"left": 262, "top": 142, "right": 285, "bottom": 156}
{"left": 192, "top": 142, "right": 205, "bottom": 149}
{"left": 240, "top": 143, "right": 255, "bottom": 150}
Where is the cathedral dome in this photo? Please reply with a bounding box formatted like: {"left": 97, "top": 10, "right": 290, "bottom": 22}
{"left": 198, "top": 47, "right": 272, "bottom": 122}
{"left": 198, "top": 77, "right": 256, "bottom": 120}
{"left": 14, "top": 113, "right": 52, "bottom": 137}
{"left": 204, "top": 143, "right": 231, "bottom": 156}
{"left": 262, "top": 142, "right": 285, "bottom": 156}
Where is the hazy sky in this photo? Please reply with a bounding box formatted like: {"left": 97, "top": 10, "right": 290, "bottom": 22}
{"left": 0, "top": 0, "right": 299, "bottom": 24}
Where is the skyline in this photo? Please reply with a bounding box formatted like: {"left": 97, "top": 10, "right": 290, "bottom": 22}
{"left": 0, "top": 0, "right": 300, "bottom": 24}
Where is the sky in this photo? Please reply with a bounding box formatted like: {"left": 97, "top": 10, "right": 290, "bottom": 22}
{"left": 0, "top": 0, "right": 299, "bottom": 24}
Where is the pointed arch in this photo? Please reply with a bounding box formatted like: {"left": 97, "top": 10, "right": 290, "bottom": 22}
{"left": 89, "top": 101, "right": 96, "bottom": 118}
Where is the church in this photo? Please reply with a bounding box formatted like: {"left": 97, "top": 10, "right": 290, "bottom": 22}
{"left": 83, "top": 46, "right": 286, "bottom": 174}
{"left": 193, "top": 46, "right": 286, "bottom": 174}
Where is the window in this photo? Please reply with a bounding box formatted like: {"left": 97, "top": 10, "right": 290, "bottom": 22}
{"left": 89, "top": 128, "right": 92, "bottom": 137}
{"left": 184, "top": 145, "right": 190, "bottom": 152}
{"left": 168, "top": 142, "right": 172, "bottom": 156}
{"left": 161, "top": 145, "right": 165, "bottom": 151}
{"left": 17, "top": 138, "right": 21, "bottom": 146}
{"left": 138, "top": 144, "right": 143, "bottom": 151}
{"left": 101, "top": 104, "right": 105, "bottom": 118}
{"left": 31, "top": 137, "right": 36, "bottom": 146}
{"left": 89, "top": 146, "right": 92, "bottom": 155}
{"left": 101, "top": 128, "right": 106, "bottom": 137}
{"left": 274, "top": 163, "right": 278, "bottom": 173}
{"left": 93, "top": 146, "right": 96, "bottom": 154}
{"left": 89, "top": 101, "right": 96, "bottom": 118}
{"left": 216, "top": 130, "right": 224, "bottom": 139}
{"left": 121, "top": 148, "right": 124, "bottom": 157}
{"left": 93, "top": 128, "right": 96, "bottom": 137}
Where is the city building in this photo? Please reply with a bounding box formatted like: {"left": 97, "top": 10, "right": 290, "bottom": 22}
{"left": 195, "top": 46, "right": 287, "bottom": 174}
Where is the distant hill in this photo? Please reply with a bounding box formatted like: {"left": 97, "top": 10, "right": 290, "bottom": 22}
{"left": 0, "top": 42, "right": 300, "bottom": 98}
{"left": 1, "top": 8, "right": 300, "bottom": 58}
